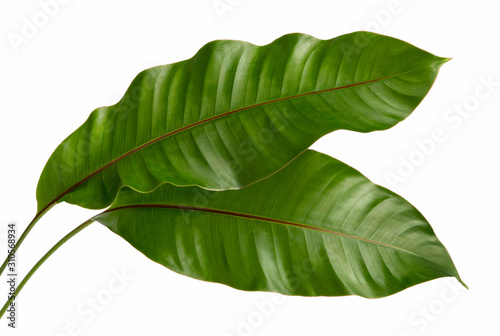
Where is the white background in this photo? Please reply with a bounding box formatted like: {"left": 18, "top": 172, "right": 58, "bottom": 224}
{"left": 0, "top": 0, "right": 498, "bottom": 335}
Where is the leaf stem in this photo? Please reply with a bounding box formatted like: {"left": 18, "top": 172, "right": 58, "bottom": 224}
{"left": 0, "top": 219, "right": 94, "bottom": 319}
{"left": 0, "top": 205, "right": 55, "bottom": 278}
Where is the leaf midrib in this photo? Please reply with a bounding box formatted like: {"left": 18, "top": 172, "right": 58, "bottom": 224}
{"left": 40, "top": 70, "right": 410, "bottom": 215}
{"left": 99, "top": 203, "right": 418, "bottom": 256}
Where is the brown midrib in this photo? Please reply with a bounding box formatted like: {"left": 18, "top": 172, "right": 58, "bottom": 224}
{"left": 38, "top": 71, "right": 407, "bottom": 216}
{"left": 99, "top": 203, "right": 416, "bottom": 255}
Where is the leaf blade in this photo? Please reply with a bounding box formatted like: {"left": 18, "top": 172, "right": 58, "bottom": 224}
{"left": 94, "top": 150, "right": 464, "bottom": 297}
{"left": 37, "top": 32, "right": 448, "bottom": 212}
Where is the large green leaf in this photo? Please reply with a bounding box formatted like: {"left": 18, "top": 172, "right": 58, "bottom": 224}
{"left": 94, "top": 150, "right": 464, "bottom": 298}
{"left": 37, "top": 31, "right": 448, "bottom": 214}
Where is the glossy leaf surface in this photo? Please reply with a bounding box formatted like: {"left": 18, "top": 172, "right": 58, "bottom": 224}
{"left": 37, "top": 32, "right": 448, "bottom": 213}
{"left": 94, "top": 150, "right": 464, "bottom": 297}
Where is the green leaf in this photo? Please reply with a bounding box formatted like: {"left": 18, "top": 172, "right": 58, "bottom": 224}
{"left": 94, "top": 150, "right": 464, "bottom": 298}
{"left": 37, "top": 31, "right": 448, "bottom": 213}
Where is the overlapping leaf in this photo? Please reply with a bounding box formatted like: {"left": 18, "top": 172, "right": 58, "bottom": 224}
{"left": 37, "top": 31, "right": 448, "bottom": 214}
{"left": 94, "top": 150, "right": 464, "bottom": 297}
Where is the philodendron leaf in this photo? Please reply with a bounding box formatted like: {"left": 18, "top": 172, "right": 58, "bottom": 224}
{"left": 37, "top": 31, "right": 448, "bottom": 215}
{"left": 94, "top": 150, "right": 465, "bottom": 298}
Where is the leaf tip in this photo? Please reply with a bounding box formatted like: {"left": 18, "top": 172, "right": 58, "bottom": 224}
{"left": 458, "top": 278, "right": 469, "bottom": 290}
{"left": 436, "top": 56, "right": 452, "bottom": 66}
{"left": 430, "top": 56, "right": 452, "bottom": 72}
{"left": 451, "top": 273, "right": 468, "bottom": 290}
